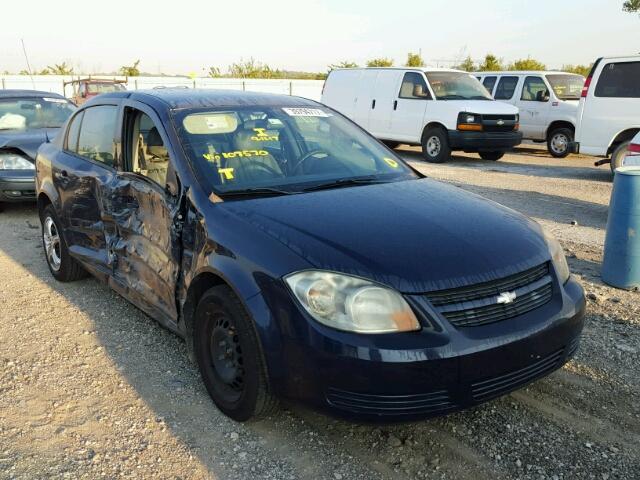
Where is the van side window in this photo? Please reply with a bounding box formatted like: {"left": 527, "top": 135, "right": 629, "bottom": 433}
{"left": 77, "top": 105, "right": 118, "bottom": 166}
{"left": 521, "top": 76, "right": 549, "bottom": 101}
{"left": 399, "top": 73, "right": 431, "bottom": 99}
{"left": 65, "top": 111, "right": 84, "bottom": 153}
{"left": 494, "top": 76, "right": 519, "bottom": 100}
{"left": 595, "top": 62, "right": 640, "bottom": 98}
{"left": 482, "top": 76, "right": 497, "bottom": 94}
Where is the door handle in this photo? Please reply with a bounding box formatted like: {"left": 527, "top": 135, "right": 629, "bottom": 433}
{"left": 393, "top": 100, "right": 398, "bottom": 110}
{"left": 371, "top": 99, "right": 376, "bottom": 109}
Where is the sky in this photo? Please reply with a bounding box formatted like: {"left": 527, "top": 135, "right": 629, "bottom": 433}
{"left": 1, "top": 0, "right": 639, "bottom": 75}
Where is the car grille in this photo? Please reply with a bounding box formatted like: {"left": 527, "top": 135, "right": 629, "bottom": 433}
{"left": 482, "top": 114, "right": 518, "bottom": 132}
{"left": 425, "top": 263, "right": 553, "bottom": 327}
{"left": 471, "top": 347, "right": 565, "bottom": 401}
{"left": 326, "top": 388, "right": 458, "bottom": 416}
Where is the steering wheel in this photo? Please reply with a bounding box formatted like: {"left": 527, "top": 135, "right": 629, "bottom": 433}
{"left": 291, "top": 150, "right": 330, "bottom": 174}
{"left": 244, "top": 162, "right": 283, "bottom": 178}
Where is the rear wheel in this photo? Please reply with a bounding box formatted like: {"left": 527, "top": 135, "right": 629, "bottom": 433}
{"left": 421, "top": 127, "right": 450, "bottom": 163}
{"left": 610, "top": 141, "right": 631, "bottom": 174}
{"left": 547, "top": 127, "right": 573, "bottom": 158}
{"left": 194, "top": 285, "right": 278, "bottom": 421}
{"left": 41, "top": 205, "right": 86, "bottom": 282}
{"left": 479, "top": 151, "right": 505, "bottom": 161}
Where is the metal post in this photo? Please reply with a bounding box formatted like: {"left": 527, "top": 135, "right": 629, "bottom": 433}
{"left": 289, "top": 81, "right": 293, "bottom": 96}
{"left": 135, "top": 79, "right": 138, "bottom": 90}
{"left": 193, "top": 79, "right": 196, "bottom": 89}
{"left": 1, "top": 78, "right": 5, "bottom": 89}
{"left": 242, "top": 81, "right": 246, "bottom": 91}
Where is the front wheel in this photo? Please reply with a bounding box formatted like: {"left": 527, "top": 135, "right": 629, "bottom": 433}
{"left": 194, "top": 285, "right": 278, "bottom": 421}
{"left": 479, "top": 151, "right": 505, "bottom": 161}
{"left": 421, "top": 127, "right": 451, "bottom": 163}
{"left": 610, "top": 141, "right": 631, "bottom": 174}
{"left": 547, "top": 128, "right": 573, "bottom": 158}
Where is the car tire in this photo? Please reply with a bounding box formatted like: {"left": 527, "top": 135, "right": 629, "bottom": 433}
{"left": 479, "top": 151, "right": 505, "bottom": 161}
{"left": 547, "top": 127, "right": 573, "bottom": 158}
{"left": 610, "top": 141, "right": 632, "bottom": 174}
{"left": 382, "top": 140, "right": 400, "bottom": 149}
{"left": 421, "top": 127, "right": 451, "bottom": 163}
{"left": 194, "top": 285, "right": 278, "bottom": 422}
{"left": 41, "top": 205, "right": 86, "bottom": 282}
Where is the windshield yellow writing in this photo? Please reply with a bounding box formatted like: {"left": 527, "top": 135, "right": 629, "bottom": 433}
{"left": 250, "top": 128, "right": 279, "bottom": 142}
{"left": 203, "top": 150, "right": 269, "bottom": 162}
{"left": 218, "top": 167, "right": 235, "bottom": 180}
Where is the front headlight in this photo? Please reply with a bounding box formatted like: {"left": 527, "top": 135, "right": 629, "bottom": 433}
{"left": 0, "top": 152, "right": 35, "bottom": 170}
{"left": 285, "top": 271, "right": 421, "bottom": 334}
{"left": 543, "top": 229, "right": 570, "bottom": 284}
{"left": 457, "top": 112, "right": 483, "bottom": 131}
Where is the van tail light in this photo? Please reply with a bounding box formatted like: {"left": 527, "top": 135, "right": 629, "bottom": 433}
{"left": 628, "top": 143, "right": 640, "bottom": 156}
{"left": 581, "top": 76, "right": 592, "bottom": 98}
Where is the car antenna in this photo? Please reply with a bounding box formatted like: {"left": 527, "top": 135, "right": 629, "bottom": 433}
{"left": 20, "top": 38, "right": 36, "bottom": 90}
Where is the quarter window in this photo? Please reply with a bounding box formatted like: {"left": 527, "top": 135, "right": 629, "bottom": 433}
{"left": 77, "top": 105, "right": 117, "bottom": 166}
{"left": 398, "top": 72, "right": 431, "bottom": 99}
{"left": 482, "top": 76, "right": 497, "bottom": 94}
{"left": 521, "top": 76, "right": 549, "bottom": 101}
{"left": 595, "top": 62, "right": 640, "bottom": 98}
{"left": 494, "top": 76, "right": 519, "bottom": 100}
{"left": 65, "top": 111, "right": 84, "bottom": 153}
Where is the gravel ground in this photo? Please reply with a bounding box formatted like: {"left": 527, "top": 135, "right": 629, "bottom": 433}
{"left": 1, "top": 145, "right": 639, "bottom": 480}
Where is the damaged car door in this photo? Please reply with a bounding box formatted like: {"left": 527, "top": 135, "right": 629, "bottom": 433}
{"left": 103, "top": 102, "right": 183, "bottom": 329}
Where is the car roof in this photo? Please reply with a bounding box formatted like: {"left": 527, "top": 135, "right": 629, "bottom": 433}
{"left": 331, "top": 67, "right": 464, "bottom": 74}
{"left": 0, "top": 89, "right": 67, "bottom": 99}
{"left": 476, "top": 71, "right": 584, "bottom": 76}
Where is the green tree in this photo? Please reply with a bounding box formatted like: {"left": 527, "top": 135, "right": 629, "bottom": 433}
{"left": 478, "top": 54, "right": 503, "bottom": 71}
{"left": 509, "top": 57, "right": 546, "bottom": 71}
{"left": 454, "top": 55, "right": 476, "bottom": 72}
{"left": 37, "top": 68, "right": 51, "bottom": 75}
{"left": 46, "top": 62, "right": 74, "bottom": 75}
{"left": 366, "top": 57, "right": 393, "bottom": 67}
{"left": 623, "top": 0, "right": 640, "bottom": 13}
{"left": 328, "top": 61, "right": 359, "bottom": 70}
{"left": 405, "top": 52, "right": 424, "bottom": 67}
{"left": 228, "top": 58, "right": 283, "bottom": 78}
{"left": 208, "top": 66, "right": 222, "bottom": 78}
{"left": 120, "top": 60, "right": 141, "bottom": 77}
{"left": 561, "top": 64, "right": 592, "bottom": 77}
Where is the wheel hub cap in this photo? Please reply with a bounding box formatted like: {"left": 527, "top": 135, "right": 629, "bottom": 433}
{"left": 426, "top": 136, "right": 441, "bottom": 157}
{"left": 551, "top": 134, "right": 568, "bottom": 154}
{"left": 43, "top": 217, "right": 61, "bottom": 271}
{"left": 210, "top": 318, "right": 244, "bottom": 391}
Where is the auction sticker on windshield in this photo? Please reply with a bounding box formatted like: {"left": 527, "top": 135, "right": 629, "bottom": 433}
{"left": 282, "top": 108, "right": 331, "bottom": 117}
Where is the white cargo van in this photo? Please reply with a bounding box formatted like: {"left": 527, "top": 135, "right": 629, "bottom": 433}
{"left": 321, "top": 68, "right": 522, "bottom": 163}
{"left": 476, "top": 71, "right": 584, "bottom": 158}
{"left": 572, "top": 56, "right": 640, "bottom": 172}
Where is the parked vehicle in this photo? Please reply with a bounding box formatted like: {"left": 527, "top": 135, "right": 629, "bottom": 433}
{"left": 623, "top": 132, "right": 640, "bottom": 167}
{"left": 63, "top": 78, "right": 127, "bottom": 106}
{"left": 476, "top": 71, "right": 584, "bottom": 158}
{"left": 572, "top": 56, "right": 640, "bottom": 173}
{"left": 36, "top": 89, "right": 585, "bottom": 422}
{"left": 321, "top": 68, "right": 522, "bottom": 163}
{"left": 0, "top": 90, "right": 75, "bottom": 210}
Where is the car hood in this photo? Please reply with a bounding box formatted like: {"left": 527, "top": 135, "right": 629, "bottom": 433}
{"left": 445, "top": 100, "right": 519, "bottom": 116}
{"left": 219, "top": 179, "right": 551, "bottom": 294}
{"left": 0, "top": 128, "right": 60, "bottom": 160}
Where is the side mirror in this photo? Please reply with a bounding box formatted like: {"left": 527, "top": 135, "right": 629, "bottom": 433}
{"left": 536, "top": 90, "right": 550, "bottom": 102}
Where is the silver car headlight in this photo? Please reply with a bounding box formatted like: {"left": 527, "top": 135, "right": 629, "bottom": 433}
{"left": 0, "top": 152, "right": 35, "bottom": 170}
{"left": 285, "top": 271, "right": 421, "bottom": 334}
{"left": 542, "top": 229, "right": 570, "bottom": 284}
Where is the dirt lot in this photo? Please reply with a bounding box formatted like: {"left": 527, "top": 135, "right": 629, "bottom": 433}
{"left": 1, "top": 146, "right": 639, "bottom": 480}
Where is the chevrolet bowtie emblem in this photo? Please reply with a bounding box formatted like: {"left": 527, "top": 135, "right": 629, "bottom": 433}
{"left": 497, "top": 120, "right": 505, "bottom": 126}
{"left": 497, "top": 291, "right": 517, "bottom": 304}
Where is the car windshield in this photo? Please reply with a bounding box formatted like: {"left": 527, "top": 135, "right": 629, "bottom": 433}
{"left": 175, "top": 106, "right": 417, "bottom": 196}
{"left": 0, "top": 97, "right": 76, "bottom": 130}
{"left": 546, "top": 74, "right": 585, "bottom": 100}
{"left": 87, "top": 83, "right": 126, "bottom": 94}
{"left": 426, "top": 72, "right": 493, "bottom": 100}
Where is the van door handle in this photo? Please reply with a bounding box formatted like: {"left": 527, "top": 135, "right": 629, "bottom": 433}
{"left": 393, "top": 100, "right": 398, "bottom": 110}
{"left": 371, "top": 99, "right": 376, "bottom": 109}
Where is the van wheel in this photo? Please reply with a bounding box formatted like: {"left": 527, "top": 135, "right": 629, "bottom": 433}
{"left": 610, "top": 141, "right": 631, "bottom": 174}
{"left": 479, "top": 151, "right": 505, "bottom": 161}
{"left": 547, "top": 128, "right": 573, "bottom": 158}
{"left": 194, "top": 285, "right": 278, "bottom": 421}
{"left": 41, "top": 205, "right": 86, "bottom": 282}
{"left": 382, "top": 140, "right": 400, "bottom": 149}
{"left": 421, "top": 127, "right": 450, "bottom": 163}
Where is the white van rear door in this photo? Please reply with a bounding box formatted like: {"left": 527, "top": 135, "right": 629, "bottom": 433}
{"left": 352, "top": 69, "right": 379, "bottom": 130}
{"left": 321, "top": 69, "right": 363, "bottom": 119}
{"left": 368, "top": 70, "right": 403, "bottom": 138}
{"left": 389, "top": 72, "right": 430, "bottom": 143}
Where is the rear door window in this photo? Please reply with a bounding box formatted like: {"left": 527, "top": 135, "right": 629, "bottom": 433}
{"left": 595, "top": 62, "right": 640, "bottom": 98}
{"left": 77, "top": 105, "right": 118, "bottom": 166}
{"left": 65, "top": 111, "right": 84, "bottom": 153}
{"left": 494, "top": 76, "right": 519, "bottom": 100}
{"left": 482, "top": 76, "right": 497, "bottom": 94}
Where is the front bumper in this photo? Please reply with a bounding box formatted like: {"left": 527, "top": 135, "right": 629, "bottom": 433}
{"left": 448, "top": 130, "right": 523, "bottom": 152}
{"left": 0, "top": 170, "right": 36, "bottom": 202}
{"left": 259, "top": 276, "right": 585, "bottom": 421}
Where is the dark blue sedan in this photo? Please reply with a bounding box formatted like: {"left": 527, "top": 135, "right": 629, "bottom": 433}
{"left": 35, "top": 89, "right": 585, "bottom": 421}
{"left": 0, "top": 90, "right": 75, "bottom": 209}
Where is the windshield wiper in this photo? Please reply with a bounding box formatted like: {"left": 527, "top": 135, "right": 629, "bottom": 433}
{"left": 302, "top": 176, "right": 386, "bottom": 193}
{"left": 218, "top": 187, "right": 299, "bottom": 198}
